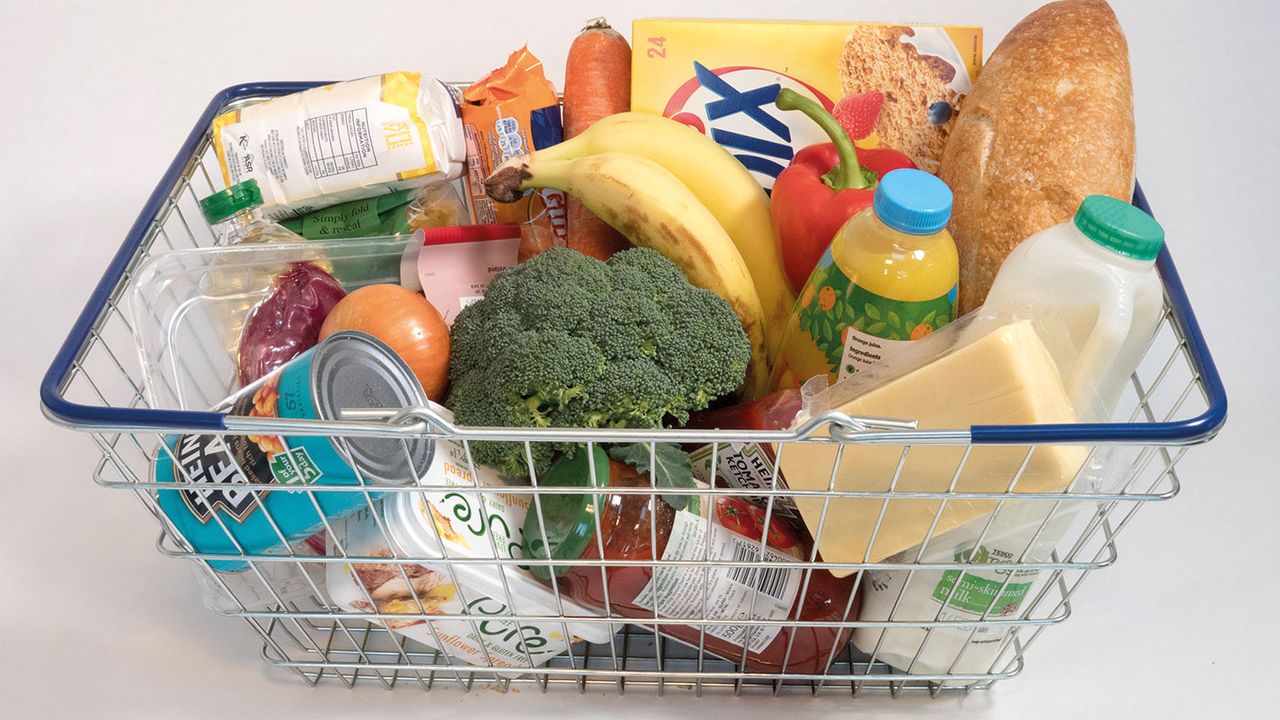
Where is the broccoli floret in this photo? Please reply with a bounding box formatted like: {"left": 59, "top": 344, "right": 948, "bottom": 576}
{"left": 570, "top": 359, "right": 687, "bottom": 429}
{"left": 657, "top": 287, "right": 752, "bottom": 410}
{"left": 445, "top": 247, "right": 750, "bottom": 478}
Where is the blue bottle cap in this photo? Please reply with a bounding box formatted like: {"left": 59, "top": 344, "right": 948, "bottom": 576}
{"left": 872, "top": 169, "right": 953, "bottom": 236}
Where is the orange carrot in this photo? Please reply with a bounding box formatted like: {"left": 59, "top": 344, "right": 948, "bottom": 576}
{"left": 563, "top": 17, "right": 632, "bottom": 260}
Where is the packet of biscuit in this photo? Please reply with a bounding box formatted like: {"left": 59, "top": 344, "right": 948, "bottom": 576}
{"left": 461, "top": 48, "right": 568, "bottom": 244}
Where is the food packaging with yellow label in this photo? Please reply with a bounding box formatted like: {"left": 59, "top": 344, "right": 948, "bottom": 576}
{"left": 212, "top": 72, "right": 466, "bottom": 220}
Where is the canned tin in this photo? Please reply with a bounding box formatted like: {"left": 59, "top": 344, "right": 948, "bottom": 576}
{"left": 154, "top": 330, "right": 434, "bottom": 570}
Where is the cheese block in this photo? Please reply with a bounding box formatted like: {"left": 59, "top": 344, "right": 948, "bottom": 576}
{"left": 779, "top": 321, "right": 1087, "bottom": 573}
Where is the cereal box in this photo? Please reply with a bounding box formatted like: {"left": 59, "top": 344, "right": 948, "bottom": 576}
{"left": 631, "top": 19, "right": 983, "bottom": 187}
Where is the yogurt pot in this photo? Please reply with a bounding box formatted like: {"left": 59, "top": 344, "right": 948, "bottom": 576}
{"left": 326, "top": 438, "right": 611, "bottom": 672}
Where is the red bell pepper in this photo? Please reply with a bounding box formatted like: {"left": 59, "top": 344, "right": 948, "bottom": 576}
{"left": 771, "top": 88, "right": 917, "bottom": 293}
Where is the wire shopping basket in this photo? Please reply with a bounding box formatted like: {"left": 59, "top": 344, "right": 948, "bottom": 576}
{"left": 40, "top": 83, "right": 1227, "bottom": 698}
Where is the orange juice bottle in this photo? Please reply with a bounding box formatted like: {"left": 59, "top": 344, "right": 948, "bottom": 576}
{"left": 771, "top": 169, "right": 957, "bottom": 390}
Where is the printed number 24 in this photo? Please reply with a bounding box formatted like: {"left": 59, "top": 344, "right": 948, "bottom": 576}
{"left": 647, "top": 36, "right": 666, "bottom": 58}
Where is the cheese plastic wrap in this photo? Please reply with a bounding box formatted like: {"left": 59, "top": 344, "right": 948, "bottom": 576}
{"left": 212, "top": 72, "right": 467, "bottom": 220}
{"left": 780, "top": 317, "right": 1089, "bottom": 569}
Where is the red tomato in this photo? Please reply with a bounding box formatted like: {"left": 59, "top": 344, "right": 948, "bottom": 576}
{"left": 746, "top": 504, "right": 800, "bottom": 550}
{"left": 319, "top": 284, "right": 450, "bottom": 400}
{"left": 714, "top": 496, "right": 762, "bottom": 541}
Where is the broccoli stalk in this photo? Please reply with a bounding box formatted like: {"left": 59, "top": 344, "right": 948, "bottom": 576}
{"left": 446, "top": 247, "right": 750, "bottom": 478}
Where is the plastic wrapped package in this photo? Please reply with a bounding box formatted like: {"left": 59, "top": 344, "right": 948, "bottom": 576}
{"left": 129, "top": 236, "right": 414, "bottom": 411}
{"left": 407, "top": 183, "right": 470, "bottom": 233}
{"left": 781, "top": 316, "right": 1091, "bottom": 568}
{"left": 211, "top": 72, "right": 466, "bottom": 220}
{"left": 275, "top": 183, "right": 470, "bottom": 286}
{"left": 460, "top": 48, "right": 568, "bottom": 243}
{"left": 278, "top": 183, "right": 469, "bottom": 241}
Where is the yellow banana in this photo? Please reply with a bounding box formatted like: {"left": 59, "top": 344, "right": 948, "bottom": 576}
{"left": 535, "top": 112, "right": 796, "bottom": 364}
{"left": 486, "top": 152, "right": 770, "bottom": 399}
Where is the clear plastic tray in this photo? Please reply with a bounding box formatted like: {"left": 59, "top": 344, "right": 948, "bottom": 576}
{"left": 128, "top": 235, "right": 414, "bottom": 412}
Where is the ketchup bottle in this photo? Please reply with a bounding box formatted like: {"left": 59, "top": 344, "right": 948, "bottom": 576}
{"left": 524, "top": 447, "right": 857, "bottom": 674}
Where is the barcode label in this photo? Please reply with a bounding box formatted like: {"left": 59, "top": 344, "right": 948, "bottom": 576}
{"left": 726, "top": 539, "right": 790, "bottom": 601}
{"left": 630, "top": 510, "right": 801, "bottom": 654}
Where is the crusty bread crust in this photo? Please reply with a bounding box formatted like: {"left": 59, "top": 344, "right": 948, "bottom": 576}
{"left": 939, "top": 0, "right": 1135, "bottom": 314}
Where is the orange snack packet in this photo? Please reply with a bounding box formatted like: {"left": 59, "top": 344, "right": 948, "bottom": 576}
{"left": 462, "top": 48, "right": 568, "bottom": 244}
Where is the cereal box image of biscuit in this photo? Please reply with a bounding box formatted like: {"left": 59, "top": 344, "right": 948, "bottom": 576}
{"left": 839, "top": 25, "right": 975, "bottom": 172}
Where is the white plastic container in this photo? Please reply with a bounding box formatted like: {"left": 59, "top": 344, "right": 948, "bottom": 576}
{"left": 326, "top": 438, "right": 611, "bottom": 673}
{"left": 854, "top": 500, "right": 1081, "bottom": 678}
{"left": 970, "top": 194, "right": 1167, "bottom": 419}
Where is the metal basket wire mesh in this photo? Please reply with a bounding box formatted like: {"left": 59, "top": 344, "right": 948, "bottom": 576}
{"left": 42, "top": 84, "right": 1225, "bottom": 698}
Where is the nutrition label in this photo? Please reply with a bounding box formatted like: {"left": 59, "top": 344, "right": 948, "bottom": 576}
{"left": 300, "top": 109, "right": 378, "bottom": 179}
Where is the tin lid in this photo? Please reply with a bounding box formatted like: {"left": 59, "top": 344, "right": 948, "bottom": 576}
{"left": 310, "top": 330, "right": 434, "bottom": 485}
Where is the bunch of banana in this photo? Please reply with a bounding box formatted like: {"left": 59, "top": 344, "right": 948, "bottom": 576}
{"left": 483, "top": 112, "right": 796, "bottom": 400}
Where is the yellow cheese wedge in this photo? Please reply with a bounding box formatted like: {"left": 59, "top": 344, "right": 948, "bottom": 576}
{"left": 779, "top": 320, "right": 1087, "bottom": 573}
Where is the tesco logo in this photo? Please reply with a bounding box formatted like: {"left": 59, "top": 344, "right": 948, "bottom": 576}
{"left": 662, "top": 62, "right": 834, "bottom": 192}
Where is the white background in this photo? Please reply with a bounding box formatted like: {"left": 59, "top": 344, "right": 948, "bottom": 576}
{"left": 1, "top": 0, "right": 1275, "bottom": 717}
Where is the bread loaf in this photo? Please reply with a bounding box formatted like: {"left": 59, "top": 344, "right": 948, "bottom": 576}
{"left": 939, "top": 0, "right": 1134, "bottom": 314}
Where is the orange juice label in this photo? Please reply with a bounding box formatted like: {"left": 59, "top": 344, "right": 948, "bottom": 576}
{"left": 631, "top": 19, "right": 983, "bottom": 186}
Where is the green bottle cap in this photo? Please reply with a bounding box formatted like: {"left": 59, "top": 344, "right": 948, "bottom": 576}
{"left": 199, "top": 179, "right": 264, "bottom": 224}
{"left": 1073, "top": 195, "right": 1165, "bottom": 262}
{"left": 522, "top": 447, "right": 610, "bottom": 581}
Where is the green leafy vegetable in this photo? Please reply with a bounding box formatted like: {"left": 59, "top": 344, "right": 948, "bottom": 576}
{"left": 446, "top": 248, "right": 751, "bottom": 478}
{"left": 608, "top": 442, "right": 696, "bottom": 510}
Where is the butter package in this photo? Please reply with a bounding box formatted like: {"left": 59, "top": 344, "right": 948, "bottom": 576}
{"left": 326, "top": 436, "right": 610, "bottom": 673}
{"left": 461, "top": 48, "right": 569, "bottom": 244}
{"left": 631, "top": 19, "right": 983, "bottom": 186}
{"left": 212, "top": 72, "right": 467, "bottom": 219}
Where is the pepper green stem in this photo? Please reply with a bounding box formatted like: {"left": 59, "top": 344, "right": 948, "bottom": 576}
{"left": 775, "top": 87, "right": 868, "bottom": 191}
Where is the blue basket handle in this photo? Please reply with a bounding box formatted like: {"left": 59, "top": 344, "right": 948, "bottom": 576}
{"left": 39, "top": 82, "right": 329, "bottom": 433}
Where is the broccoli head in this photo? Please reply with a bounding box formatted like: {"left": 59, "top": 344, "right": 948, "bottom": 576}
{"left": 446, "top": 247, "right": 750, "bottom": 478}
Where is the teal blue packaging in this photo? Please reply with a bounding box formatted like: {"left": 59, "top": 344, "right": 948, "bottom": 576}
{"left": 154, "top": 331, "right": 432, "bottom": 571}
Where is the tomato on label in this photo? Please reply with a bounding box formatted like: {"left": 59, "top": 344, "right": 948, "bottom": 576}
{"left": 715, "top": 496, "right": 762, "bottom": 541}
{"left": 746, "top": 505, "right": 800, "bottom": 550}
